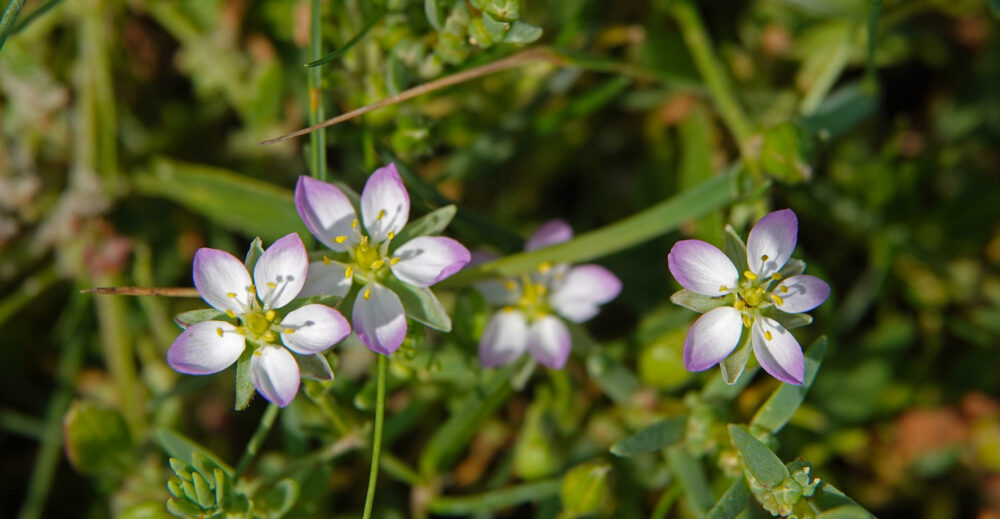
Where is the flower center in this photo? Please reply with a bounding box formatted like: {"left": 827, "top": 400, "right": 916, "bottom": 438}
{"left": 237, "top": 309, "right": 283, "bottom": 343}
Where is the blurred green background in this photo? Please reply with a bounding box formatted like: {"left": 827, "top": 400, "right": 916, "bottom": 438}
{"left": 1, "top": 0, "right": 999, "bottom": 517}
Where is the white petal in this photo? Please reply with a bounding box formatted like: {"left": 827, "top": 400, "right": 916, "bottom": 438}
{"left": 361, "top": 164, "right": 409, "bottom": 243}
{"left": 549, "top": 264, "right": 622, "bottom": 323}
{"left": 280, "top": 304, "right": 351, "bottom": 355}
{"left": 192, "top": 248, "right": 253, "bottom": 314}
{"left": 390, "top": 236, "right": 471, "bottom": 287}
{"left": 298, "top": 260, "right": 354, "bottom": 298}
{"left": 525, "top": 220, "right": 573, "bottom": 251}
{"left": 751, "top": 317, "right": 804, "bottom": 385}
{"left": 352, "top": 283, "right": 407, "bottom": 355}
{"left": 478, "top": 310, "right": 528, "bottom": 368}
{"left": 475, "top": 279, "right": 522, "bottom": 306}
{"left": 774, "top": 275, "right": 830, "bottom": 313}
{"left": 167, "top": 321, "right": 245, "bottom": 375}
{"left": 254, "top": 233, "right": 308, "bottom": 309}
{"left": 295, "top": 176, "right": 358, "bottom": 252}
{"left": 747, "top": 209, "right": 798, "bottom": 278}
{"left": 667, "top": 240, "right": 739, "bottom": 297}
{"left": 683, "top": 306, "right": 744, "bottom": 372}
{"left": 527, "top": 315, "right": 572, "bottom": 369}
{"left": 250, "top": 345, "right": 301, "bottom": 407}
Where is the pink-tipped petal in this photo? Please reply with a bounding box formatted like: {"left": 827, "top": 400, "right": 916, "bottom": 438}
{"left": 295, "top": 176, "right": 358, "bottom": 252}
{"left": 549, "top": 264, "right": 622, "bottom": 323}
{"left": 527, "top": 315, "right": 572, "bottom": 369}
{"left": 668, "top": 240, "right": 739, "bottom": 297}
{"left": 280, "top": 304, "right": 351, "bottom": 355}
{"left": 390, "top": 236, "right": 471, "bottom": 287}
{"left": 361, "top": 164, "right": 409, "bottom": 243}
{"left": 297, "top": 260, "right": 354, "bottom": 298}
{"left": 479, "top": 310, "right": 529, "bottom": 368}
{"left": 774, "top": 275, "right": 830, "bottom": 313}
{"left": 167, "top": 321, "right": 245, "bottom": 375}
{"left": 683, "top": 306, "right": 744, "bottom": 372}
{"left": 747, "top": 209, "right": 798, "bottom": 278}
{"left": 193, "top": 248, "right": 254, "bottom": 314}
{"left": 751, "top": 317, "right": 804, "bottom": 385}
{"left": 525, "top": 220, "right": 573, "bottom": 251}
{"left": 250, "top": 345, "right": 301, "bottom": 407}
{"left": 254, "top": 233, "right": 308, "bottom": 309}
{"left": 352, "top": 283, "right": 407, "bottom": 355}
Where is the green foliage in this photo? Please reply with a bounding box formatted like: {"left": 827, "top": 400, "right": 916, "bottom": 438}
{"left": 63, "top": 401, "right": 137, "bottom": 484}
{"left": 560, "top": 461, "right": 612, "bottom": 517}
{"left": 609, "top": 417, "right": 686, "bottom": 457}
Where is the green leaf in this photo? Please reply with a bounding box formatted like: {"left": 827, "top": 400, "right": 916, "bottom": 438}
{"left": 760, "top": 307, "right": 813, "bottom": 330}
{"left": 760, "top": 123, "right": 812, "bottom": 184}
{"left": 722, "top": 225, "right": 749, "bottom": 273}
{"left": 190, "top": 471, "right": 214, "bottom": 509}
{"left": 297, "top": 353, "right": 334, "bottom": 381}
{"left": 425, "top": 0, "right": 444, "bottom": 30}
{"left": 586, "top": 351, "right": 640, "bottom": 405}
{"left": 751, "top": 337, "right": 827, "bottom": 433}
{"left": 705, "top": 478, "right": 750, "bottom": 519}
{"left": 560, "top": 462, "right": 611, "bottom": 516}
{"left": 0, "top": 0, "right": 26, "bottom": 54}
{"left": 818, "top": 506, "right": 877, "bottom": 519}
{"left": 778, "top": 258, "right": 806, "bottom": 279}
{"left": 305, "top": 15, "right": 381, "bottom": 67}
{"left": 390, "top": 204, "right": 457, "bottom": 253}
{"left": 155, "top": 427, "right": 234, "bottom": 477}
{"left": 63, "top": 400, "right": 137, "bottom": 481}
{"left": 234, "top": 347, "right": 255, "bottom": 411}
{"left": 670, "top": 289, "right": 732, "bottom": 313}
{"left": 727, "top": 425, "right": 788, "bottom": 488}
{"left": 800, "top": 82, "right": 877, "bottom": 142}
{"left": 174, "top": 308, "right": 226, "bottom": 329}
{"left": 481, "top": 13, "right": 508, "bottom": 42}
{"left": 166, "top": 498, "right": 203, "bottom": 516}
{"left": 719, "top": 331, "right": 751, "bottom": 385}
{"left": 990, "top": 0, "right": 1000, "bottom": 18}
{"left": 504, "top": 20, "right": 542, "bottom": 44}
{"left": 383, "top": 276, "right": 452, "bottom": 332}
{"left": 132, "top": 158, "right": 308, "bottom": 243}
{"left": 610, "top": 416, "right": 686, "bottom": 457}
{"left": 169, "top": 458, "right": 193, "bottom": 480}
{"left": 244, "top": 237, "right": 264, "bottom": 272}
{"left": 667, "top": 447, "right": 715, "bottom": 516}
{"left": 483, "top": 0, "right": 519, "bottom": 21}
{"left": 427, "top": 479, "right": 561, "bottom": 515}
{"left": 446, "top": 165, "right": 738, "bottom": 284}
{"left": 213, "top": 468, "right": 230, "bottom": 509}
{"left": 258, "top": 478, "right": 299, "bottom": 518}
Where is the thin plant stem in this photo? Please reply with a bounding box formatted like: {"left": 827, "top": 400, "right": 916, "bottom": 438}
{"left": 81, "top": 286, "right": 200, "bottom": 297}
{"left": 0, "top": 265, "right": 58, "bottom": 327}
{"left": 308, "top": 0, "right": 327, "bottom": 180}
{"left": 361, "top": 354, "right": 388, "bottom": 519}
{"left": 0, "top": 0, "right": 25, "bottom": 53}
{"left": 11, "top": 0, "right": 63, "bottom": 35}
{"left": 234, "top": 403, "right": 280, "bottom": 479}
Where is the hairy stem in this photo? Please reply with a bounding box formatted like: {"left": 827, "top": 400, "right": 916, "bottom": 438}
{"left": 361, "top": 354, "right": 388, "bottom": 519}
{"left": 235, "top": 403, "right": 280, "bottom": 479}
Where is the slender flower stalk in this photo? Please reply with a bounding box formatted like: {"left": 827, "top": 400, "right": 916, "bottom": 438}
{"left": 477, "top": 220, "right": 622, "bottom": 369}
{"left": 167, "top": 233, "right": 351, "bottom": 406}
{"left": 667, "top": 209, "right": 830, "bottom": 385}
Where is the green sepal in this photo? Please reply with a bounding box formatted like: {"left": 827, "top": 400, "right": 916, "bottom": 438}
{"left": 723, "top": 225, "right": 749, "bottom": 273}
{"left": 282, "top": 295, "right": 343, "bottom": 313}
{"left": 234, "top": 345, "right": 256, "bottom": 411}
{"left": 390, "top": 204, "right": 457, "bottom": 253}
{"left": 670, "top": 289, "right": 734, "bottom": 313}
{"left": 257, "top": 478, "right": 300, "bottom": 518}
{"left": 297, "top": 353, "right": 334, "bottom": 381}
{"left": 383, "top": 276, "right": 452, "bottom": 332}
{"left": 244, "top": 237, "right": 264, "bottom": 272}
{"left": 504, "top": 20, "right": 542, "bottom": 44}
{"left": 609, "top": 416, "right": 686, "bottom": 457}
{"left": 166, "top": 498, "right": 204, "bottom": 516}
{"left": 728, "top": 425, "right": 789, "bottom": 488}
{"left": 778, "top": 259, "right": 806, "bottom": 278}
{"left": 169, "top": 458, "right": 193, "bottom": 481}
{"left": 760, "top": 307, "right": 813, "bottom": 330}
{"left": 719, "top": 330, "right": 752, "bottom": 385}
{"left": 174, "top": 308, "right": 227, "bottom": 330}
{"left": 191, "top": 471, "right": 214, "bottom": 509}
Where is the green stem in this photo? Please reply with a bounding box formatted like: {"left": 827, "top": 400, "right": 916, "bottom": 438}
{"left": 427, "top": 479, "right": 561, "bottom": 515}
{"left": 362, "top": 355, "right": 388, "bottom": 519}
{"left": 0, "top": 0, "right": 25, "bottom": 53}
{"left": 308, "top": 0, "right": 327, "bottom": 181}
{"left": 234, "top": 403, "right": 280, "bottom": 479}
{"left": 0, "top": 265, "right": 58, "bottom": 327}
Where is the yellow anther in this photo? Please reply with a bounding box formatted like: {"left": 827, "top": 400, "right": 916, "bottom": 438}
{"left": 284, "top": 328, "right": 295, "bottom": 334}
{"left": 253, "top": 350, "right": 261, "bottom": 356}
{"left": 216, "top": 327, "right": 224, "bottom": 337}
{"left": 780, "top": 286, "right": 789, "bottom": 294}
{"left": 334, "top": 236, "right": 347, "bottom": 243}
{"left": 227, "top": 292, "right": 237, "bottom": 298}
{"left": 770, "top": 293, "right": 784, "bottom": 306}
{"left": 742, "top": 315, "right": 752, "bottom": 328}
{"left": 371, "top": 259, "right": 385, "bottom": 269}
{"left": 377, "top": 209, "right": 386, "bottom": 220}
{"left": 249, "top": 285, "right": 256, "bottom": 294}
{"left": 235, "top": 326, "right": 245, "bottom": 334}
{"left": 771, "top": 273, "right": 783, "bottom": 280}
{"left": 364, "top": 288, "right": 371, "bottom": 300}
{"left": 323, "top": 255, "right": 331, "bottom": 266}
{"left": 538, "top": 261, "right": 552, "bottom": 273}
{"left": 265, "top": 310, "right": 276, "bottom": 321}
{"left": 387, "top": 231, "right": 395, "bottom": 240}
{"left": 765, "top": 330, "right": 773, "bottom": 341}
{"left": 267, "top": 282, "right": 277, "bottom": 289}
{"left": 263, "top": 331, "right": 276, "bottom": 342}
{"left": 502, "top": 306, "right": 515, "bottom": 313}
{"left": 734, "top": 300, "right": 745, "bottom": 310}
{"left": 361, "top": 235, "right": 368, "bottom": 245}
{"left": 744, "top": 270, "right": 758, "bottom": 280}
{"left": 719, "top": 285, "right": 729, "bottom": 293}
{"left": 351, "top": 219, "right": 358, "bottom": 229}
{"left": 225, "top": 309, "right": 236, "bottom": 318}
{"left": 761, "top": 254, "right": 769, "bottom": 262}
{"left": 390, "top": 257, "right": 400, "bottom": 265}
{"left": 345, "top": 266, "right": 354, "bottom": 278}
{"left": 505, "top": 280, "right": 518, "bottom": 291}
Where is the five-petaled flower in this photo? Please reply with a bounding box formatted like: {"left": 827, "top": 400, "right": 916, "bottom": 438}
{"left": 477, "top": 220, "right": 622, "bottom": 370}
{"left": 295, "top": 164, "right": 471, "bottom": 356}
{"left": 667, "top": 209, "right": 830, "bottom": 385}
{"left": 167, "top": 233, "right": 351, "bottom": 407}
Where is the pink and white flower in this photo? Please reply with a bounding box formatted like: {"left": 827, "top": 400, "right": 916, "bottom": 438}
{"left": 167, "top": 233, "right": 351, "bottom": 407}
{"left": 667, "top": 209, "right": 830, "bottom": 385}
{"left": 294, "top": 164, "right": 471, "bottom": 356}
{"left": 477, "top": 220, "right": 622, "bottom": 369}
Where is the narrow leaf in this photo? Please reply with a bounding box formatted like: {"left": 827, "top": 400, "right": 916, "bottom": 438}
{"left": 174, "top": 308, "right": 225, "bottom": 329}
{"left": 722, "top": 225, "right": 749, "bottom": 273}
{"left": 818, "top": 506, "right": 877, "bottom": 519}
{"left": 383, "top": 276, "right": 452, "bottom": 332}
{"left": 719, "top": 331, "right": 751, "bottom": 384}
{"left": 667, "top": 447, "right": 715, "bottom": 516}
{"left": 800, "top": 82, "right": 877, "bottom": 142}
{"left": 425, "top": 0, "right": 443, "bottom": 30}
{"left": 705, "top": 478, "right": 750, "bottom": 519}
{"left": 751, "top": 337, "right": 827, "bottom": 433}
{"left": 610, "top": 416, "right": 686, "bottom": 457}
{"left": 727, "top": 425, "right": 788, "bottom": 488}
{"left": 0, "top": 0, "right": 26, "bottom": 53}
{"left": 670, "top": 289, "right": 732, "bottom": 313}
{"left": 760, "top": 307, "right": 813, "bottom": 330}
{"left": 191, "top": 471, "right": 214, "bottom": 508}
{"left": 390, "top": 204, "right": 458, "bottom": 253}
{"left": 305, "top": 15, "right": 381, "bottom": 67}
{"left": 427, "top": 479, "right": 560, "bottom": 515}
{"left": 234, "top": 347, "right": 255, "bottom": 411}
{"left": 586, "top": 352, "right": 640, "bottom": 405}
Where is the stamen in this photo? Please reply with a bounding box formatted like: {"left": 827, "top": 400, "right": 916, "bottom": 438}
{"left": 216, "top": 327, "right": 224, "bottom": 337}
{"left": 387, "top": 231, "right": 395, "bottom": 240}
{"left": 734, "top": 300, "right": 745, "bottom": 310}
{"left": 225, "top": 309, "right": 236, "bottom": 318}
{"left": 719, "top": 285, "right": 729, "bottom": 293}
{"left": 742, "top": 315, "right": 752, "bottom": 328}
{"left": 226, "top": 292, "right": 237, "bottom": 298}
{"left": 377, "top": 209, "right": 386, "bottom": 220}
{"left": 780, "top": 286, "right": 789, "bottom": 293}
{"left": 770, "top": 293, "right": 784, "bottom": 306}
{"left": 265, "top": 310, "right": 276, "bottom": 321}
{"left": 253, "top": 350, "right": 261, "bottom": 356}
{"left": 390, "top": 257, "right": 400, "bottom": 265}
{"left": 538, "top": 262, "right": 552, "bottom": 273}
{"left": 370, "top": 259, "right": 385, "bottom": 269}
{"left": 761, "top": 254, "right": 769, "bottom": 262}
{"left": 744, "top": 270, "right": 758, "bottom": 280}
{"left": 249, "top": 285, "right": 256, "bottom": 294}
{"left": 263, "top": 331, "right": 276, "bottom": 342}
{"left": 267, "top": 282, "right": 277, "bottom": 289}
{"left": 323, "top": 255, "right": 331, "bottom": 266}
{"left": 284, "top": 328, "right": 295, "bottom": 334}
{"left": 334, "top": 236, "right": 347, "bottom": 243}
{"left": 235, "top": 326, "right": 245, "bottom": 334}
{"left": 364, "top": 288, "right": 371, "bottom": 300}
{"left": 345, "top": 266, "right": 354, "bottom": 278}
{"left": 771, "top": 273, "right": 782, "bottom": 280}
{"left": 351, "top": 219, "right": 358, "bottom": 229}
{"left": 765, "top": 330, "right": 773, "bottom": 341}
